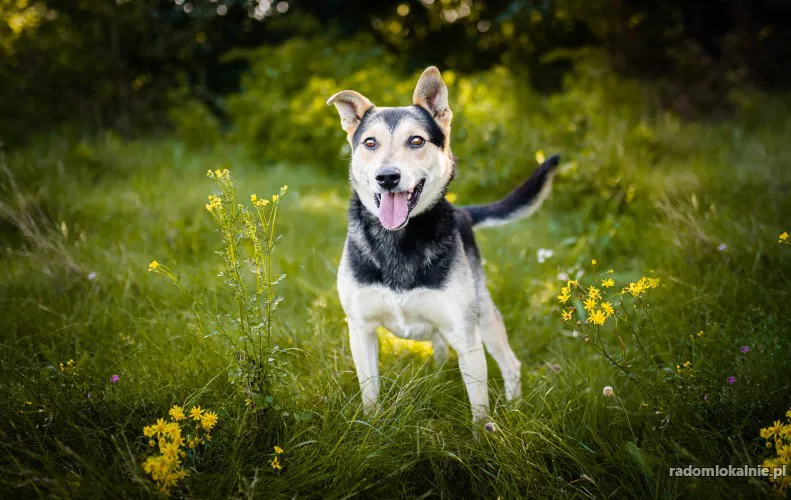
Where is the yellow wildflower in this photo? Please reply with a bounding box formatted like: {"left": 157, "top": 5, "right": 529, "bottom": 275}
{"left": 272, "top": 193, "right": 279, "bottom": 203}
{"left": 697, "top": 331, "right": 705, "bottom": 338}
{"left": 601, "top": 278, "right": 615, "bottom": 288}
{"left": 587, "top": 309, "right": 606, "bottom": 326}
{"left": 786, "top": 409, "right": 791, "bottom": 419}
{"left": 153, "top": 418, "right": 167, "bottom": 437}
{"left": 601, "top": 301, "right": 615, "bottom": 317}
{"left": 171, "top": 435, "right": 185, "bottom": 448}
{"left": 207, "top": 169, "right": 215, "bottom": 178}
{"left": 779, "top": 446, "right": 791, "bottom": 460}
{"left": 148, "top": 261, "right": 160, "bottom": 272}
{"left": 583, "top": 297, "right": 597, "bottom": 312}
{"left": 143, "top": 425, "right": 156, "bottom": 438}
{"left": 160, "top": 441, "right": 180, "bottom": 461}
{"left": 625, "top": 280, "right": 645, "bottom": 297}
{"left": 189, "top": 406, "right": 203, "bottom": 421}
{"left": 591, "top": 259, "right": 597, "bottom": 265}
{"left": 201, "top": 411, "right": 219, "bottom": 431}
{"left": 164, "top": 422, "right": 181, "bottom": 439}
{"left": 169, "top": 405, "right": 185, "bottom": 421}
{"left": 206, "top": 195, "right": 222, "bottom": 213}
{"left": 780, "top": 231, "right": 790, "bottom": 244}
{"left": 274, "top": 445, "right": 284, "bottom": 454}
{"left": 280, "top": 185, "right": 288, "bottom": 195}
{"left": 587, "top": 286, "right": 601, "bottom": 300}
{"left": 764, "top": 420, "right": 784, "bottom": 440}
{"left": 250, "top": 194, "right": 257, "bottom": 202}
{"left": 561, "top": 309, "right": 573, "bottom": 321}
{"left": 271, "top": 455, "right": 282, "bottom": 470}
{"left": 557, "top": 291, "right": 571, "bottom": 304}
{"left": 445, "top": 192, "right": 458, "bottom": 203}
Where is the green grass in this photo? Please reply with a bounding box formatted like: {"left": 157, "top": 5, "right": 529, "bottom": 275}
{"left": 1, "top": 107, "right": 791, "bottom": 498}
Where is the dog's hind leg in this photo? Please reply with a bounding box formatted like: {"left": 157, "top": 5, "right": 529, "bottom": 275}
{"left": 477, "top": 291, "right": 522, "bottom": 401}
{"left": 348, "top": 320, "right": 380, "bottom": 413}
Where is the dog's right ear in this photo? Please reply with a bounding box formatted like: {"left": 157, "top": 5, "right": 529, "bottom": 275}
{"left": 326, "top": 90, "right": 373, "bottom": 137}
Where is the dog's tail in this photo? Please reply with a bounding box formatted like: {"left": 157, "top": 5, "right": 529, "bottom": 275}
{"left": 459, "top": 154, "right": 560, "bottom": 228}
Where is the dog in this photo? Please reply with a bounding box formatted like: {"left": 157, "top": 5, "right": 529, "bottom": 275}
{"left": 327, "top": 66, "right": 560, "bottom": 424}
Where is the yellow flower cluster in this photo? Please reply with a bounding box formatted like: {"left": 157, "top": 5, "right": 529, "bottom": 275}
{"left": 675, "top": 360, "right": 694, "bottom": 377}
{"left": 558, "top": 266, "right": 659, "bottom": 327}
{"left": 780, "top": 231, "right": 790, "bottom": 245}
{"left": 142, "top": 405, "right": 219, "bottom": 495}
{"left": 148, "top": 260, "right": 159, "bottom": 272}
{"left": 205, "top": 195, "right": 222, "bottom": 213}
{"left": 59, "top": 358, "right": 75, "bottom": 373}
{"left": 250, "top": 193, "right": 269, "bottom": 208}
{"left": 557, "top": 279, "right": 577, "bottom": 304}
{"left": 250, "top": 186, "right": 287, "bottom": 208}
{"left": 206, "top": 168, "right": 230, "bottom": 180}
{"left": 581, "top": 285, "right": 614, "bottom": 326}
{"left": 622, "top": 276, "right": 660, "bottom": 298}
{"left": 760, "top": 409, "right": 791, "bottom": 492}
{"left": 271, "top": 445, "right": 285, "bottom": 471}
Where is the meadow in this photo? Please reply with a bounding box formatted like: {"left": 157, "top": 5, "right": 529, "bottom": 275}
{"left": 2, "top": 58, "right": 791, "bottom": 498}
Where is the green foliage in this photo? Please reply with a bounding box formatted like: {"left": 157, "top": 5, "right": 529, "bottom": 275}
{"left": 223, "top": 34, "right": 404, "bottom": 165}
{"left": 167, "top": 96, "right": 222, "bottom": 150}
{"left": 2, "top": 50, "right": 791, "bottom": 497}
{"left": 150, "top": 169, "right": 292, "bottom": 425}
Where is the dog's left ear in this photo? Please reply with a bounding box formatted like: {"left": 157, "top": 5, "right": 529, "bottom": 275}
{"left": 326, "top": 90, "right": 373, "bottom": 137}
{"left": 413, "top": 66, "right": 452, "bottom": 130}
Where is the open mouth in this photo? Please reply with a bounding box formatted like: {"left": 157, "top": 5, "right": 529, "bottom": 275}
{"left": 373, "top": 179, "right": 425, "bottom": 230}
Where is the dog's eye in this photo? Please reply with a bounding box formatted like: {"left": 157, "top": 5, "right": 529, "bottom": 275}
{"left": 409, "top": 136, "right": 425, "bottom": 148}
{"left": 363, "top": 138, "right": 377, "bottom": 150}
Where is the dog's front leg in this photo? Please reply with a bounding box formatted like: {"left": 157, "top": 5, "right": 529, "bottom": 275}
{"left": 348, "top": 320, "right": 380, "bottom": 413}
{"left": 445, "top": 324, "right": 489, "bottom": 424}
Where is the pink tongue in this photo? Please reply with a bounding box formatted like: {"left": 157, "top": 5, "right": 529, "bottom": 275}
{"left": 378, "top": 192, "right": 409, "bottom": 229}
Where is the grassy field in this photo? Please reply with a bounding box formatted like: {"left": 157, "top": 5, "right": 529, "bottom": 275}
{"left": 1, "top": 103, "right": 791, "bottom": 498}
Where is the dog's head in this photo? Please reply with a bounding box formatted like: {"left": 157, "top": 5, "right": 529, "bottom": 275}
{"left": 327, "top": 67, "right": 454, "bottom": 230}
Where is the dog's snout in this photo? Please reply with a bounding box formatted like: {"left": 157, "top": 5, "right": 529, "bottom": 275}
{"left": 375, "top": 167, "right": 401, "bottom": 190}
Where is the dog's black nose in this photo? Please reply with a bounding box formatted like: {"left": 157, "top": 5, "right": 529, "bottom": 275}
{"left": 375, "top": 167, "right": 401, "bottom": 190}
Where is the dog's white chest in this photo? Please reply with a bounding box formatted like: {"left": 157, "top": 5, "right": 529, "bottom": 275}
{"left": 337, "top": 240, "right": 477, "bottom": 341}
{"left": 342, "top": 285, "right": 445, "bottom": 340}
